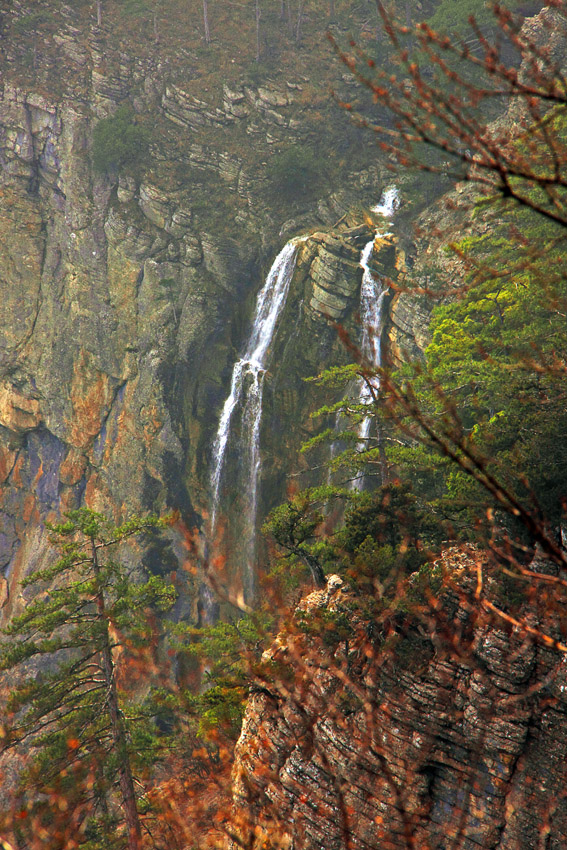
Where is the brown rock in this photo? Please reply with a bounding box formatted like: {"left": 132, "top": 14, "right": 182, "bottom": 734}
{"left": 59, "top": 447, "right": 88, "bottom": 486}
{"left": 0, "top": 384, "right": 42, "bottom": 432}
{"left": 68, "top": 350, "right": 113, "bottom": 449}
{"left": 232, "top": 554, "right": 567, "bottom": 849}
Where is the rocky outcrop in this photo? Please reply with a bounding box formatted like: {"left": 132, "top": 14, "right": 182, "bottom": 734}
{"left": 384, "top": 183, "right": 485, "bottom": 367}
{"left": 257, "top": 223, "right": 406, "bottom": 517}
{"left": 232, "top": 549, "right": 567, "bottom": 849}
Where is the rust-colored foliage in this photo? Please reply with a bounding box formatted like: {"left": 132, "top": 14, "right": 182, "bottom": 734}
{"left": 3, "top": 3, "right": 567, "bottom": 849}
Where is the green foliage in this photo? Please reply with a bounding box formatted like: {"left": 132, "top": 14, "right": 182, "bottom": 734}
{"left": 405, "top": 558, "right": 445, "bottom": 606}
{"left": 262, "top": 476, "right": 436, "bottom": 614}
{"left": 92, "top": 105, "right": 149, "bottom": 174}
{"left": 335, "top": 482, "right": 430, "bottom": 600}
{"left": 13, "top": 12, "right": 51, "bottom": 34}
{"left": 245, "top": 59, "right": 271, "bottom": 85}
{"left": 120, "top": 0, "right": 153, "bottom": 15}
{"left": 0, "top": 509, "right": 176, "bottom": 845}
{"left": 426, "top": 0, "right": 524, "bottom": 36}
{"left": 295, "top": 605, "right": 354, "bottom": 651}
{"left": 263, "top": 488, "right": 345, "bottom": 588}
{"left": 266, "top": 145, "right": 324, "bottom": 200}
{"left": 170, "top": 614, "right": 272, "bottom": 739}
{"left": 339, "top": 483, "right": 414, "bottom": 555}
{"left": 415, "top": 214, "right": 567, "bottom": 528}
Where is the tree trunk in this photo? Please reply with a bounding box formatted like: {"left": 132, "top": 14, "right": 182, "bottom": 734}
{"left": 295, "top": 0, "right": 305, "bottom": 43}
{"left": 92, "top": 541, "right": 142, "bottom": 850}
{"left": 203, "top": 0, "right": 211, "bottom": 44}
{"left": 96, "top": 0, "right": 102, "bottom": 26}
{"left": 290, "top": 544, "right": 325, "bottom": 588}
{"left": 286, "top": 0, "right": 293, "bottom": 33}
{"left": 329, "top": 0, "right": 335, "bottom": 20}
{"left": 255, "top": 0, "right": 261, "bottom": 62}
{"left": 280, "top": 0, "right": 286, "bottom": 21}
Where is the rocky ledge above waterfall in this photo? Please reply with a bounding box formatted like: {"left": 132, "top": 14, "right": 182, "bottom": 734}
{"left": 296, "top": 227, "right": 370, "bottom": 320}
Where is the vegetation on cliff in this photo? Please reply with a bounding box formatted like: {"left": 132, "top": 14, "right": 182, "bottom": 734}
{"left": 92, "top": 106, "right": 149, "bottom": 175}
{"left": 2, "top": 0, "right": 567, "bottom": 848}
{"left": 228, "top": 2, "right": 567, "bottom": 847}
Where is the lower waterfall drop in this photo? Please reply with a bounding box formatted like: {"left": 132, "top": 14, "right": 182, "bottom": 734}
{"left": 352, "top": 187, "right": 399, "bottom": 491}
{"left": 209, "top": 238, "right": 303, "bottom": 596}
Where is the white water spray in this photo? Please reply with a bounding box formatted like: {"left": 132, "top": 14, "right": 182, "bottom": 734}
{"left": 210, "top": 239, "right": 302, "bottom": 538}
{"left": 351, "top": 187, "right": 399, "bottom": 490}
{"left": 372, "top": 187, "right": 400, "bottom": 220}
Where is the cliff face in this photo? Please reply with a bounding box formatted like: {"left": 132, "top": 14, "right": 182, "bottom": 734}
{"left": 232, "top": 550, "right": 567, "bottom": 850}
{"left": 0, "top": 81, "right": 198, "bottom": 612}
{"left": 384, "top": 182, "right": 489, "bottom": 369}
{"left": 0, "top": 1, "right": 411, "bottom": 614}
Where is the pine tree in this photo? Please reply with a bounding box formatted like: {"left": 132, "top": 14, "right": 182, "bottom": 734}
{"left": 0, "top": 509, "right": 176, "bottom": 850}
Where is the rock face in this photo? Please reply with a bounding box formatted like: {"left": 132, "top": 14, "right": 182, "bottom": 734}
{"left": 259, "top": 226, "right": 376, "bottom": 509}
{"left": 204, "top": 222, "right": 410, "bottom": 598}
{"left": 384, "top": 182, "right": 486, "bottom": 369}
{"left": 0, "top": 2, "right": 398, "bottom": 617}
{"left": 0, "top": 81, "right": 200, "bottom": 615}
{"left": 232, "top": 549, "right": 567, "bottom": 849}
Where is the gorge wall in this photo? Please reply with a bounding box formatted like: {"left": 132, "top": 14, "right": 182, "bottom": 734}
{"left": 0, "top": 0, "right": 419, "bottom": 617}
{"left": 2, "top": 2, "right": 566, "bottom": 847}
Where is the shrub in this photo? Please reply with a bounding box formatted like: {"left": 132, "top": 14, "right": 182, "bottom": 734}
{"left": 92, "top": 104, "right": 149, "bottom": 174}
{"left": 13, "top": 12, "right": 50, "bottom": 34}
{"left": 266, "top": 146, "right": 323, "bottom": 200}
{"left": 427, "top": 0, "right": 525, "bottom": 36}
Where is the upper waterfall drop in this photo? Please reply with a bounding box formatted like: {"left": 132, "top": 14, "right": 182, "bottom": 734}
{"left": 372, "top": 187, "right": 399, "bottom": 220}
{"left": 351, "top": 187, "right": 399, "bottom": 490}
{"left": 209, "top": 238, "right": 303, "bottom": 537}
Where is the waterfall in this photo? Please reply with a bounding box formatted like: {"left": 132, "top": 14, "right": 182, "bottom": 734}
{"left": 210, "top": 239, "right": 302, "bottom": 546}
{"left": 372, "top": 187, "right": 399, "bottom": 220}
{"left": 351, "top": 187, "right": 399, "bottom": 491}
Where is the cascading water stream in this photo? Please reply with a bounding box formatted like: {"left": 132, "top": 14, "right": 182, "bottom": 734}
{"left": 351, "top": 187, "right": 399, "bottom": 491}
{"left": 209, "top": 239, "right": 302, "bottom": 554}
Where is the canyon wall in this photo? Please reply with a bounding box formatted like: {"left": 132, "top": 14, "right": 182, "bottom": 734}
{"left": 0, "top": 1, "right": 415, "bottom": 615}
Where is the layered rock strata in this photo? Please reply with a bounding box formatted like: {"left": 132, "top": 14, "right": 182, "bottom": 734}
{"left": 232, "top": 548, "right": 567, "bottom": 849}
{"left": 0, "top": 2, "right": 394, "bottom": 616}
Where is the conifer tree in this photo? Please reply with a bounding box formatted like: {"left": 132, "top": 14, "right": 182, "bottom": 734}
{"left": 0, "top": 509, "right": 176, "bottom": 850}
